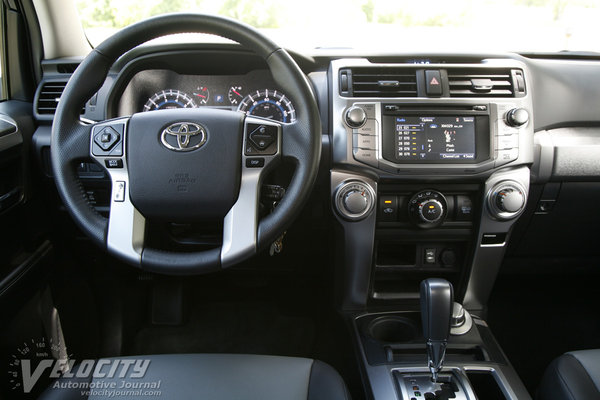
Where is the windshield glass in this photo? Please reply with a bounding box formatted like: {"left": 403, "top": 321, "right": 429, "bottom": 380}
{"left": 76, "top": 0, "right": 600, "bottom": 53}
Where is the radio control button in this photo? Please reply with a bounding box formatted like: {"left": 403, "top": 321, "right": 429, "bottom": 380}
{"left": 497, "top": 122, "right": 520, "bottom": 136}
{"left": 354, "top": 103, "right": 376, "bottom": 119}
{"left": 495, "top": 148, "right": 519, "bottom": 167}
{"left": 353, "top": 119, "right": 377, "bottom": 135}
{"left": 497, "top": 135, "right": 519, "bottom": 150}
{"left": 353, "top": 148, "right": 378, "bottom": 167}
{"left": 353, "top": 133, "right": 378, "bottom": 150}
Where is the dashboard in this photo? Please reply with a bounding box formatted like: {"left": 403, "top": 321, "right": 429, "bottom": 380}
{"left": 117, "top": 69, "right": 296, "bottom": 123}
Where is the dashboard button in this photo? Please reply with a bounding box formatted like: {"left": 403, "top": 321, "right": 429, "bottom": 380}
{"left": 497, "top": 135, "right": 519, "bottom": 150}
{"left": 455, "top": 195, "right": 473, "bottom": 221}
{"left": 353, "top": 118, "right": 377, "bottom": 135}
{"left": 352, "top": 133, "right": 377, "bottom": 150}
{"left": 425, "top": 70, "right": 442, "bottom": 96}
{"left": 379, "top": 196, "right": 398, "bottom": 221}
{"left": 495, "top": 148, "right": 519, "bottom": 167}
{"left": 354, "top": 103, "right": 376, "bottom": 119}
{"left": 352, "top": 148, "right": 378, "bottom": 167}
{"left": 497, "top": 122, "right": 520, "bottom": 136}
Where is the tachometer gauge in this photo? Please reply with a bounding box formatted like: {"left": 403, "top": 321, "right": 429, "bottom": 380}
{"left": 238, "top": 89, "right": 296, "bottom": 123}
{"left": 192, "top": 86, "right": 210, "bottom": 105}
{"left": 143, "top": 89, "right": 196, "bottom": 112}
{"left": 228, "top": 86, "right": 244, "bottom": 105}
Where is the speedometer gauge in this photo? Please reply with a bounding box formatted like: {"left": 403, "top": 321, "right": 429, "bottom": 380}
{"left": 238, "top": 89, "right": 296, "bottom": 123}
{"left": 143, "top": 89, "right": 196, "bottom": 112}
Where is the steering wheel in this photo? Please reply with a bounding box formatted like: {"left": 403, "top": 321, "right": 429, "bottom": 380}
{"left": 51, "top": 14, "right": 321, "bottom": 275}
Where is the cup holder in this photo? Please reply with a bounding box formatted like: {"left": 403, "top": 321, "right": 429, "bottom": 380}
{"left": 367, "top": 316, "right": 418, "bottom": 343}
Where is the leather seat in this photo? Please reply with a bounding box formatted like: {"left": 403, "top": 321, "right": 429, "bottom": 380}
{"left": 40, "top": 354, "right": 351, "bottom": 400}
{"left": 538, "top": 350, "right": 600, "bottom": 400}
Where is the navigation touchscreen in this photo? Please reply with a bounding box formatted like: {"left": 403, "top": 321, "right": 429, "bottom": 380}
{"left": 394, "top": 116, "right": 476, "bottom": 161}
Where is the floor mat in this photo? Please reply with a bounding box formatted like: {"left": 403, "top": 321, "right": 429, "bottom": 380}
{"left": 129, "top": 301, "right": 315, "bottom": 356}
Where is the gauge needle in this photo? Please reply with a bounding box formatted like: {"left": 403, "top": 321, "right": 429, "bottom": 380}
{"left": 193, "top": 93, "right": 206, "bottom": 98}
{"left": 232, "top": 90, "right": 242, "bottom": 97}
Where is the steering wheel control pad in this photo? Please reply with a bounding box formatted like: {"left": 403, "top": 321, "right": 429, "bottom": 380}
{"left": 127, "top": 108, "right": 243, "bottom": 222}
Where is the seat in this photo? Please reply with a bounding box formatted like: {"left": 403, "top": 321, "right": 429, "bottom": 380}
{"left": 538, "top": 349, "right": 600, "bottom": 400}
{"left": 39, "top": 354, "right": 351, "bottom": 400}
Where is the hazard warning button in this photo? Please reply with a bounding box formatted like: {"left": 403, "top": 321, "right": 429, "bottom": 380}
{"left": 425, "top": 70, "right": 443, "bottom": 96}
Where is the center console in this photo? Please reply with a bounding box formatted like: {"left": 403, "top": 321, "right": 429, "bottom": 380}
{"left": 328, "top": 58, "right": 533, "bottom": 399}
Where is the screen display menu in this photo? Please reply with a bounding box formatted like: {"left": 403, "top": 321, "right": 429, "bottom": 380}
{"left": 394, "top": 116, "right": 476, "bottom": 161}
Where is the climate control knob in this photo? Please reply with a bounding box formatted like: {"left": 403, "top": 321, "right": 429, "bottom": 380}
{"left": 506, "top": 108, "right": 529, "bottom": 127}
{"left": 418, "top": 199, "right": 444, "bottom": 223}
{"left": 344, "top": 106, "right": 367, "bottom": 128}
{"left": 335, "top": 180, "right": 375, "bottom": 221}
{"left": 408, "top": 190, "right": 447, "bottom": 228}
{"left": 487, "top": 182, "right": 527, "bottom": 220}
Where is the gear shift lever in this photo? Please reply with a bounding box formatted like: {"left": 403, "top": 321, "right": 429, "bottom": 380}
{"left": 420, "top": 278, "right": 453, "bottom": 382}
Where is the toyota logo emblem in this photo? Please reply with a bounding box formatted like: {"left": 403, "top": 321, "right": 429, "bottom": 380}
{"left": 160, "top": 122, "right": 207, "bottom": 152}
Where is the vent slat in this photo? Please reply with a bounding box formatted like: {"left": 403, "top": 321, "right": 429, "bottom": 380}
{"left": 350, "top": 67, "right": 418, "bottom": 98}
{"left": 448, "top": 68, "right": 515, "bottom": 98}
{"left": 37, "top": 81, "right": 84, "bottom": 115}
{"left": 37, "top": 82, "right": 67, "bottom": 115}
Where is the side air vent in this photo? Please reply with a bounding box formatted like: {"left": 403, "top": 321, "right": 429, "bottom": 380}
{"left": 36, "top": 81, "right": 85, "bottom": 115}
{"left": 343, "top": 68, "right": 418, "bottom": 97}
{"left": 37, "top": 81, "right": 67, "bottom": 115}
{"left": 56, "top": 63, "right": 79, "bottom": 74}
{"left": 448, "top": 69, "right": 518, "bottom": 97}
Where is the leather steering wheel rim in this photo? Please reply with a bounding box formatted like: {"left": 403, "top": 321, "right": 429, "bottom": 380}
{"left": 51, "top": 13, "right": 321, "bottom": 274}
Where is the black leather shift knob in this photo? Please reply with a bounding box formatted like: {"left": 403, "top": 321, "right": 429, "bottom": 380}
{"left": 420, "top": 278, "right": 454, "bottom": 341}
{"left": 420, "top": 278, "right": 454, "bottom": 381}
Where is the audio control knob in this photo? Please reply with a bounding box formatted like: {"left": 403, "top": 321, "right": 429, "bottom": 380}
{"left": 506, "top": 108, "right": 529, "bottom": 127}
{"left": 344, "top": 106, "right": 367, "bottom": 128}
{"left": 487, "top": 182, "right": 527, "bottom": 220}
{"left": 408, "top": 190, "right": 448, "bottom": 228}
{"left": 335, "top": 180, "right": 375, "bottom": 221}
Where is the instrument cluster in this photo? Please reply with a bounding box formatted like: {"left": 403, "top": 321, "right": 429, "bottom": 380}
{"left": 117, "top": 69, "right": 296, "bottom": 123}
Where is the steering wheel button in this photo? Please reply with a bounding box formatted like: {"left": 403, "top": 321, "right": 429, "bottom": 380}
{"left": 105, "top": 159, "right": 123, "bottom": 168}
{"left": 246, "top": 158, "right": 265, "bottom": 168}
{"left": 114, "top": 181, "right": 126, "bottom": 202}
{"left": 94, "top": 126, "right": 120, "bottom": 151}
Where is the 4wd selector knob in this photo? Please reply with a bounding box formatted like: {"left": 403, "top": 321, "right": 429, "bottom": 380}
{"left": 487, "top": 182, "right": 527, "bottom": 220}
{"left": 344, "top": 106, "right": 367, "bottom": 128}
{"left": 335, "top": 181, "right": 375, "bottom": 221}
{"left": 408, "top": 190, "right": 447, "bottom": 228}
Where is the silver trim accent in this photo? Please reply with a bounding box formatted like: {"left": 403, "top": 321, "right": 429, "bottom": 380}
{"left": 160, "top": 122, "right": 207, "bottom": 152}
{"left": 0, "top": 116, "right": 22, "bottom": 152}
{"left": 90, "top": 118, "right": 145, "bottom": 265}
{"left": 221, "top": 116, "right": 281, "bottom": 268}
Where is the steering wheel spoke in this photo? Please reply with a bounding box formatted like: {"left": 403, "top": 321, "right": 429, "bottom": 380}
{"left": 89, "top": 117, "right": 146, "bottom": 265}
{"left": 221, "top": 116, "right": 281, "bottom": 267}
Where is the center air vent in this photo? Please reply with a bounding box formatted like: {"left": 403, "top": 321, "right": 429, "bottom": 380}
{"left": 448, "top": 68, "right": 519, "bottom": 97}
{"left": 342, "top": 68, "right": 418, "bottom": 98}
{"left": 36, "top": 81, "right": 68, "bottom": 115}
